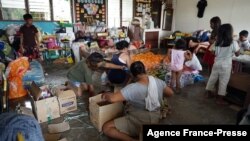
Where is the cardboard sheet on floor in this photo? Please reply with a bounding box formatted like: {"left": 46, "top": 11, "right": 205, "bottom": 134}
{"left": 89, "top": 94, "right": 124, "bottom": 132}
{"left": 44, "top": 134, "right": 61, "bottom": 141}
{"left": 48, "top": 122, "right": 70, "bottom": 134}
{"left": 20, "top": 106, "right": 35, "bottom": 118}
{"left": 58, "top": 138, "right": 68, "bottom": 141}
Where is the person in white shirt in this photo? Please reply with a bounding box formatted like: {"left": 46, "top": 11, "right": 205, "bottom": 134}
{"left": 238, "top": 30, "right": 250, "bottom": 53}
{"left": 206, "top": 24, "right": 240, "bottom": 105}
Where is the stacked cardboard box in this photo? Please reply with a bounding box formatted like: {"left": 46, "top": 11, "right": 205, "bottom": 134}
{"left": 29, "top": 82, "right": 77, "bottom": 123}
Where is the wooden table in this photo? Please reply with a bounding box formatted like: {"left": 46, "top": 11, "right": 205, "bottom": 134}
{"left": 162, "top": 37, "right": 175, "bottom": 49}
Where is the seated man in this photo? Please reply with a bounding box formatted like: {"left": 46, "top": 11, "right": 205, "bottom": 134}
{"left": 102, "top": 61, "right": 174, "bottom": 141}
{"left": 67, "top": 52, "right": 127, "bottom": 97}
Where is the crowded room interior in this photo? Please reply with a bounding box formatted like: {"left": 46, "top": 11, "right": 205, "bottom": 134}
{"left": 0, "top": 0, "right": 250, "bottom": 140}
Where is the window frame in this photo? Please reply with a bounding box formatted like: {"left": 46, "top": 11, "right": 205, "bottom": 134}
{"left": 107, "top": 0, "right": 133, "bottom": 28}
{"left": 0, "top": 0, "right": 73, "bottom": 22}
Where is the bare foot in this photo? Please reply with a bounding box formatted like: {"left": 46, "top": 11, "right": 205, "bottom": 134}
{"left": 204, "top": 91, "right": 216, "bottom": 98}
{"left": 175, "top": 88, "right": 181, "bottom": 94}
{"left": 216, "top": 96, "right": 229, "bottom": 105}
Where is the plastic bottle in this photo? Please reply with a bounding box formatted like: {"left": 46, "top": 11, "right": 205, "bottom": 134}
{"left": 47, "top": 107, "right": 52, "bottom": 124}
{"left": 101, "top": 72, "right": 107, "bottom": 86}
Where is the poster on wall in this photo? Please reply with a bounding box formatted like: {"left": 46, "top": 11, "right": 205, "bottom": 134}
{"left": 75, "top": 0, "right": 106, "bottom": 23}
{"left": 134, "top": 0, "right": 152, "bottom": 17}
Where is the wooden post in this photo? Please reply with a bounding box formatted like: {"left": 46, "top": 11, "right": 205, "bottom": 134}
{"left": 0, "top": 0, "right": 3, "bottom": 20}
{"left": 25, "top": 0, "right": 29, "bottom": 13}
{"left": 120, "top": 0, "right": 122, "bottom": 27}
{"left": 50, "top": 0, "right": 54, "bottom": 21}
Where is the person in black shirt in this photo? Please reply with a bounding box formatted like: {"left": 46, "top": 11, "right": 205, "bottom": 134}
{"left": 19, "top": 14, "right": 40, "bottom": 60}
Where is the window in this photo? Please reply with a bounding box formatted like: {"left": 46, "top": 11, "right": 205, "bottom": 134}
{"left": 107, "top": 0, "right": 133, "bottom": 28}
{"left": 29, "top": 0, "right": 51, "bottom": 21}
{"left": 122, "top": 0, "right": 133, "bottom": 27}
{"left": 53, "top": 0, "right": 72, "bottom": 22}
{"left": 1, "top": 0, "right": 26, "bottom": 20}
{"left": 107, "top": 0, "right": 120, "bottom": 28}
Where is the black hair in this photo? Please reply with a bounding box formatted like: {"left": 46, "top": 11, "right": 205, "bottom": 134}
{"left": 210, "top": 16, "right": 221, "bottom": 29}
{"left": 185, "top": 37, "right": 198, "bottom": 46}
{"left": 175, "top": 39, "right": 187, "bottom": 50}
{"left": 130, "top": 61, "right": 146, "bottom": 77}
{"left": 216, "top": 24, "right": 233, "bottom": 47}
{"left": 185, "top": 37, "right": 198, "bottom": 53}
{"left": 86, "top": 52, "right": 104, "bottom": 67}
{"left": 239, "top": 30, "right": 248, "bottom": 37}
{"left": 116, "top": 40, "right": 129, "bottom": 50}
{"left": 23, "top": 14, "right": 33, "bottom": 20}
{"left": 187, "top": 47, "right": 195, "bottom": 54}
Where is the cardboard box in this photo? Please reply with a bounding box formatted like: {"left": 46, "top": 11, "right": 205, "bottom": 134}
{"left": 29, "top": 82, "right": 60, "bottom": 123}
{"left": 89, "top": 94, "right": 124, "bottom": 132}
{"left": 55, "top": 87, "right": 77, "bottom": 114}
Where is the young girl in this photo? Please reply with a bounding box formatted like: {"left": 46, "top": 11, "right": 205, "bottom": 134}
{"left": 206, "top": 24, "right": 240, "bottom": 105}
{"left": 203, "top": 16, "right": 222, "bottom": 73}
{"left": 183, "top": 47, "right": 202, "bottom": 74}
{"left": 169, "top": 39, "right": 187, "bottom": 93}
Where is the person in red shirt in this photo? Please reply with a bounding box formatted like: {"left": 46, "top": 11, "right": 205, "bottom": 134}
{"left": 19, "top": 14, "right": 40, "bottom": 61}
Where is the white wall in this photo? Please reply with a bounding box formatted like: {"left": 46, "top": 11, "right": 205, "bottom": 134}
{"left": 175, "top": 0, "right": 250, "bottom": 34}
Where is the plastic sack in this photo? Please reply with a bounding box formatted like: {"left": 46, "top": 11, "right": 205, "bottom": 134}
{"left": 6, "top": 57, "right": 29, "bottom": 99}
{"left": 0, "top": 62, "right": 5, "bottom": 71}
{"left": 67, "top": 55, "right": 74, "bottom": 64}
{"left": 165, "top": 72, "right": 195, "bottom": 88}
{"left": 5, "top": 24, "right": 20, "bottom": 36}
{"left": 0, "top": 35, "right": 12, "bottom": 55}
{"left": 46, "top": 37, "right": 57, "bottom": 49}
{"left": 0, "top": 41, "right": 4, "bottom": 51}
{"left": 72, "top": 42, "right": 84, "bottom": 63}
{"left": 23, "top": 61, "right": 45, "bottom": 88}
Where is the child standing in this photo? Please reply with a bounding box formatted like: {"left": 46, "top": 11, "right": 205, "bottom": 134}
{"left": 203, "top": 16, "right": 222, "bottom": 73}
{"left": 19, "top": 14, "right": 40, "bottom": 61}
{"left": 238, "top": 30, "right": 250, "bottom": 53}
{"left": 169, "top": 39, "right": 187, "bottom": 94}
{"left": 183, "top": 47, "right": 202, "bottom": 73}
{"left": 206, "top": 24, "right": 240, "bottom": 105}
